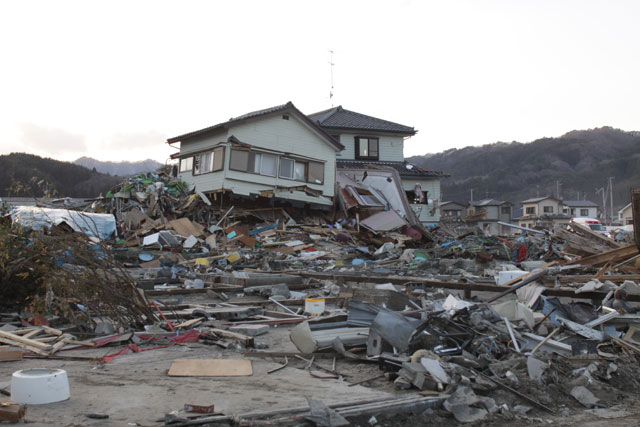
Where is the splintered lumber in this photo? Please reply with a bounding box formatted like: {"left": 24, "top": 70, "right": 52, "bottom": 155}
{"left": 168, "top": 359, "right": 252, "bottom": 377}
{"left": 0, "top": 330, "right": 53, "bottom": 350}
{"left": 569, "top": 222, "right": 620, "bottom": 249}
{"left": 210, "top": 328, "right": 254, "bottom": 347}
{"left": 565, "top": 244, "right": 639, "bottom": 267}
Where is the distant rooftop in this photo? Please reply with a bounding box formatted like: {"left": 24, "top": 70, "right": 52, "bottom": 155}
{"left": 562, "top": 200, "right": 599, "bottom": 207}
{"left": 470, "top": 198, "right": 510, "bottom": 207}
{"left": 336, "top": 160, "right": 447, "bottom": 178}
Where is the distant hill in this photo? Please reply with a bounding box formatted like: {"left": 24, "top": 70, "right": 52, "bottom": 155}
{"left": 74, "top": 156, "right": 162, "bottom": 176}
{"left": 408, "top": 127, "right": 640, "bottom": 211}
{"left": 0, "top": 153, "right": 122, "bottom": 198}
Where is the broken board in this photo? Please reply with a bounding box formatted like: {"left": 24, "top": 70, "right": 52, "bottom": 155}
{"left": 168, "top": 359, "right": 252, "bottom": 377}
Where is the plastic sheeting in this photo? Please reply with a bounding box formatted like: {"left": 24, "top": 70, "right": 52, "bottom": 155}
{"left": 10, "top": 206, "right": 117, "bottom": 240}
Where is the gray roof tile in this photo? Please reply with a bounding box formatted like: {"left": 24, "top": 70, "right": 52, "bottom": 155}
{"left": 309, "top": 106, "right": 416, "bottom": 135}
{"left": 336, "top": 159, "right": 447, "bottom": 178}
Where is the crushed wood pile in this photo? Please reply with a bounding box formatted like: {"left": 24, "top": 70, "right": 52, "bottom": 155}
{"left": 0, "top": 175, "right": 639, "bottom": 425}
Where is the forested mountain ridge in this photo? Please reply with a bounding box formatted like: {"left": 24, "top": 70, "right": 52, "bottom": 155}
{"left": 408, "top": 127, "right": 640, "bottom": 210}
{"left": 0, "top": 153, "right": 122, "bottom": 198}
{"left": 74, "top": 157, "right": 162, "bottom": 176}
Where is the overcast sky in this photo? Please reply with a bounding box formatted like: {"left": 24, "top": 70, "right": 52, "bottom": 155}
{"left": 1, "top": 0, "right": 638, "bottom": 164}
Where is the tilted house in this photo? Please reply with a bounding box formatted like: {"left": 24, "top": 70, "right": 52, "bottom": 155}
{"left": 308, "top": 106, "right": 447, "bottom": 224}
{"left": 167, "top": 102, "right": 343, "bottom": 210}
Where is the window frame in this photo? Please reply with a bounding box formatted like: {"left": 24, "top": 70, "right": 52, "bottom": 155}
{"left": 580, "top": 208, "right": 589, "bottom": 216}
{"left": 501, "top": 206, "right": 511, "bottom": 215}
{"left": 543, "top": 206, "right": 554, "bottom": 213}
{"left": 525, "top": 207, "right": 535, "bottom": 215}
{"left": 193, "top": 147, "right": 225, "bottom": 176}
{"left": 355, "top": 136, "right": 379, "bottom": 160}
{"left": 179, "top": 157, "right": 193, "bottom": 173}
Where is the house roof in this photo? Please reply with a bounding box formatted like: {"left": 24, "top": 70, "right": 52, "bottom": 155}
{"left": 167, "top": 102, "right": 344, "bottom": 151}
{"left": 470, "top": 199, "right": 510, "bottom": 207}
{"left": 440, "top": 201, "right": 466, "bottom": 208}
{"left": 618, "top": 202, "right": 632, "bottom": 215}
{"left": 336, "top": 160, "right": 447, "bottom": 178}
{"left": 521, "top": 196, "right": 560, "bottom": 204}
{"left": 308, "top": 106, "right": 416, "bottom": 136}
{"left": 562, "top": 200, "right": 599, "bottom": 207}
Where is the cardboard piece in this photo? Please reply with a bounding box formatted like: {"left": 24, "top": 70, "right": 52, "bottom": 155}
{"left": 168, "top": 359, "right": 252, "bottom": 377}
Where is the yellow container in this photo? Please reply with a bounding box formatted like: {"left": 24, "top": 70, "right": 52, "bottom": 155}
{"left": 227, "top": 252, "right": 241, "bottom": 264}
{"left": 305, "top": 298, "right": 325, "bottom": 316}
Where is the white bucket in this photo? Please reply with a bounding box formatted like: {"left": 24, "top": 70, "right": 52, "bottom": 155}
{"left": 11, "top": 368, "right": 70, "bottom": 404}
{"left": 305, "top": 298, "right": 325, "bottom": 316}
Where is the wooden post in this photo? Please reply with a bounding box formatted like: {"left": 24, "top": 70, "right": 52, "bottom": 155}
{"left": 632, "top": 188, "right": 640, "bottom": 249}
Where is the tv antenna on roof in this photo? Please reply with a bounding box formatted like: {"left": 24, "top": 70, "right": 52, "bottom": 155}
{"left": 329, "top": 49, "right": 335, "bottom": 106}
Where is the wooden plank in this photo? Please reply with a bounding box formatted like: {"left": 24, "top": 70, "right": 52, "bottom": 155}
{"left": 0, "top": 350, "right": 23, "bottom": 362}
{"left": 0, "top": 330, "right": 52, "bottom": 350}
{"left": 633, "top": 188, "right": 640, "bottom": 249}
{"left": 0, "top": 337, "right": 50, "bottom": 356}
{"left": 168, "top": 359, "right": 252, "bottom": 377}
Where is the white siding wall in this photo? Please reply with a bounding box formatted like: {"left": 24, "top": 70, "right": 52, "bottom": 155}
{"left": 177, "top": 114, "right": 337, "bottom": 206}
{"left": 402, "top": 177, "right": 442, "bottom": 223}
{"left": 336, "top": 133, "right": 404, "bottom": 162}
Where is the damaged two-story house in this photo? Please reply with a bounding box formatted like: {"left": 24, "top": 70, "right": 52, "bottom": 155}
{"left": 168, "top": 102, "right": 447, "bottom": 229}
{"left": 308, "top": 106, "right": 448, "bottom": 224}
{"left": 168, "top": 102, "right": 343, "bottom": 210}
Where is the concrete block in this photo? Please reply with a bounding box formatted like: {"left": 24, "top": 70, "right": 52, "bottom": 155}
{"left": 228, "top": 324, "right": 269, "bottom": 337}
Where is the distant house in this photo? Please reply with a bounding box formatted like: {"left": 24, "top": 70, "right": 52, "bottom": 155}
{"left": 517, "top": 196, "right": 569, "bottom": 228}
{"left": 465, "top": 199, "right": 513, "bottom": 235}
{"left": 440, "top": 201, "right": 467, "bottom": 221}
{"left": 618, "top": 202, "right": 633, "bottom": 225}
{"left": 561, "top": 200, "right": 599, "bottom": 218}
{"left": 168, "top": 102, "right": 343, "bottom": 210}
{"left": 308, "top": 106, "right": 447, "bottom": 224}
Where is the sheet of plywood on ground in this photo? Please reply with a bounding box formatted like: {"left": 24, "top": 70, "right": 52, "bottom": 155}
{"left": 168, "top": 359, "right": 252, "bottom": 377}
{"left": 169, "top": 218, "right": 205, "bottom": 237}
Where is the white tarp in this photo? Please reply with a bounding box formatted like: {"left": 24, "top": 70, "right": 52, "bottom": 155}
{"left": 10, "top": 206, "right": 117, "bottom": 240}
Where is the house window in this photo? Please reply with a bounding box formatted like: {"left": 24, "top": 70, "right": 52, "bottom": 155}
{"left": 259, "top": 153, "right": 277, "bottom": 176}
{"left": 308, "top": 161, "right": 324, "bottom": 184}
{"left": 229, "top": 150, "right": 276, "bottom": 176}
{"left": 501, "top": 206, "right": 510, "bottom": 215}
{"left": 525, "top": 207, "right": 535, "bottom": 215}
{"left": 355, "top": 137, "right": 379, "bottom": 160}
{"left": 279, "top": 158, "right": 295, "bottom": 179}
{"left": 231, "top": 149, "right": 324, "bottom": 184}
{"left": 580, "top": 208, "right": 589, "bottom": 216}
{"left": 193, "top": 147, "right": 224, "bottom": 175}
{"left": 179, "top": 157, "right": 193, "bottom": 172}
{"left": 543, "top": 206, "right": 553, "bottom": 213}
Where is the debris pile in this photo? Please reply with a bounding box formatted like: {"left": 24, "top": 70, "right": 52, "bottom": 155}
{"left": 0, "top": 173, "right": 639, "bottom": 425}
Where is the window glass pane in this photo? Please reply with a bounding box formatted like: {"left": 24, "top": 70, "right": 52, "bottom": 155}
{"left": 358, "top": 138, "right": 369, "bottom": 157}
{"left": 251, "top": 153, "right": 261, "bottom": 173}
{"left": 193, "top": 153, "right": 202, "bottom": 174}
{"left": 201, "top": 152, "right": 213, "bottom": 173}
{"left": 294, "top": 162, "right": 306, "bottom": 181}
{"left": 279, "top": 158, "right": 294, "bottom": 179}
{"left": 179, "top": 157, "right": 193, "bottom": 172}
{"left": 213, "top": 147, "right": 225, "bottom": 171}
{"left": 260, "top": 154, "right": 277, "bottom": 176}
{"left": 230, "top": 149, "right": 249, "bottom": 171}
{"left": 308, "top": 161, "right": 324, "bottom": 184}
{"left": 369, "top": 139, "right": 378, "bottom": 156}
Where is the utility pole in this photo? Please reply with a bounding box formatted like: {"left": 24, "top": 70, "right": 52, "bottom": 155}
{"left": 609, "top": 177, "right": 614, "bottom": 225}
{"left": 556, "top": 180, "right": 561, "bottom": 200}
{"left": 470, "top": 189, "right": 473, "bottom": 202}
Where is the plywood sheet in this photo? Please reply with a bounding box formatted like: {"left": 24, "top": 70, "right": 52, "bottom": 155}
{"left": 168, "top": 359, "right": 252, "bottom": 377}
{"left": 169, "top": 218, "right": 205, "bottom": 237}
